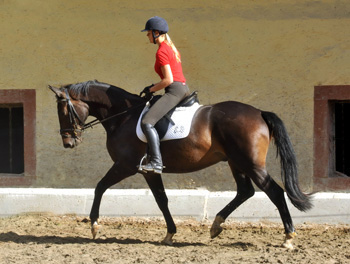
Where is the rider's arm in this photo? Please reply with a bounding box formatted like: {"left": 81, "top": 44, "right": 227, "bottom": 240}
{"left": 150, "top": 64, "right": 173, "bottom": 92}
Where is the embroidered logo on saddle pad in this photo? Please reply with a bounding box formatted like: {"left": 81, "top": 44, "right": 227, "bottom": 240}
{"left": 136, "top": 102, "right": 201, "bottom": 142}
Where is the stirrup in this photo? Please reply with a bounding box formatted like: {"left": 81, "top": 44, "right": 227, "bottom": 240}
{"left": 137, "top": 154, "right": 164, "bottom": 174}
{"left": 141, "top": 164, "right": 163, "bottom": 174}
{"left": 137, "top": 154, "right": 148, "bottom": 172}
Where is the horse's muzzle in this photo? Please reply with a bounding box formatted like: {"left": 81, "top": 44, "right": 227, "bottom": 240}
{"left": 63, "top": 141, "right": 75, "bottom": 148}
{"left": 62, "top": 137, "right": 81, "bottom": 148}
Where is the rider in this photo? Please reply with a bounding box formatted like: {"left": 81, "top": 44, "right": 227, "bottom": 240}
{"left": 139, "top": 16, "right": 190, "bottom": 174}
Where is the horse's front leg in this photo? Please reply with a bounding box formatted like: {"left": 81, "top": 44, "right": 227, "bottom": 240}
{"left": 143, "top": 173, "right": 176, "bottom": 245}
{"left": 90, "top": 162, "right": 134, "bottom": 239}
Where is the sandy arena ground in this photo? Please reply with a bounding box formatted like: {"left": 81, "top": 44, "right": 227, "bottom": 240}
{"left": 0, "top": 214, "right": 349, "bottom": 264}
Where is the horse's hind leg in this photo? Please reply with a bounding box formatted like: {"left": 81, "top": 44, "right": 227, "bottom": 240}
{"left": 210, "top": 162, "right": 255, "bottom": 239}
{"left": 250, "top": 169, "right": 296, "bottom": 249}
{"left": 143, "top": 173, "right": 176, "bottom": 246}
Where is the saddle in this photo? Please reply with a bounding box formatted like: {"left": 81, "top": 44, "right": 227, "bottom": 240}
{"left": 143, "top": 91, "right": 199, "bottom": 140}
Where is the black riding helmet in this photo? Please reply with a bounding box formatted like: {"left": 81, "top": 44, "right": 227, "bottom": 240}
{"left": 141, "top": 16, "right": 168, "bottom": 44}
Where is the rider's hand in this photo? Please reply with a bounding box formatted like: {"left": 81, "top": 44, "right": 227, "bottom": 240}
{"left": 140, "top": 84, "right": 154, "bottom": 100}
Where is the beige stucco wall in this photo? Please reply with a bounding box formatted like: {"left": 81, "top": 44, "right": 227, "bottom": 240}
{"left": 1, "top": 0, "right": 350, "bottom": 191}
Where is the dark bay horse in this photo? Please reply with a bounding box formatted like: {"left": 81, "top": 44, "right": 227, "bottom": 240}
{"left": 49, "top": 80, "right": 312, "bottom": 249}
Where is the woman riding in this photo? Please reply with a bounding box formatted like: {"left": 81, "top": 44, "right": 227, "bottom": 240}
{"left": 139, "top": 16, "right": 190, "bottom": 174}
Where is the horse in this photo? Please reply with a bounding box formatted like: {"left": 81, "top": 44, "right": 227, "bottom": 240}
{"left": 49, "top": 80, "right": 312, "bottom": 249}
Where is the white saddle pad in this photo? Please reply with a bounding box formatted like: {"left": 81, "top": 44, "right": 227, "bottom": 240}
{"left": 136, "top": 102, "right": 201, "bottom": 142}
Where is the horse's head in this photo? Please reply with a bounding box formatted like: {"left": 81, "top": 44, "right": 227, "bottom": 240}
{"left": 49, "top": 85, "right": 89, "bottom": 148}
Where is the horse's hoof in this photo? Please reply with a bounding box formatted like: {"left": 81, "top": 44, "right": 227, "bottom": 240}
{"left": 282, "top": 240, "right": 294, "bottom": 250}
{"left": 210, "top": 215, "right": 225, "bottom": 239}
{"left": 161, "top": 232, "right": 174, "bottom": 246}
{"left": 282, "top": 232, "right": 296, "bottom": 250}
{"left": 91, "top": 221, "right": 102, "bottom": 239}
{"left": 210, "top": 225, "right": 223, "bottom": 239}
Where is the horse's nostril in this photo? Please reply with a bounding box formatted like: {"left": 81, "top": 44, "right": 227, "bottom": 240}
{"left": 63, "top": 142, "right": 74, "bottom": 148}
{"left": 62, "top": 137, "right": 76, "bottom": 148}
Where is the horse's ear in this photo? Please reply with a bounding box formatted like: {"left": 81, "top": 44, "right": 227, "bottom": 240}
{"left": 48, "top": 85, "right": 63, "bottom": 97}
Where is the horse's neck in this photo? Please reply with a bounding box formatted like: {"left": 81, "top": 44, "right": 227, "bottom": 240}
{"left": 84, "top": 85, "right": 143, "bottom": 121}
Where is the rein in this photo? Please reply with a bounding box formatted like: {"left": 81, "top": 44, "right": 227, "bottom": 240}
{"left": 83, "top": 101, "right": 148, "bottom": 130}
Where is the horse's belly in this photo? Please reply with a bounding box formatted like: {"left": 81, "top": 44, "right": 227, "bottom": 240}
{"left": 162, "top": 148, "right": 227, "bottom": 173}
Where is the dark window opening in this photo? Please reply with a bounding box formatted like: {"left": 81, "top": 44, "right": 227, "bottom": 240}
{"left": 334, "top": 102, "right": 350, "bottom": 177}
{"left": 0, "top": 104, "right": 24, "bottom": 174}
{"left": 314, "top": 86, "right": 350, "bottom": 191}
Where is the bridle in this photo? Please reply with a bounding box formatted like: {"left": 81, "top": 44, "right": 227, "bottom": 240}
{"left": 57, "top": 89, "right": 85, "bottom": 139}
{"left": 57, "top": 88, "right": 148, "bottom": 139}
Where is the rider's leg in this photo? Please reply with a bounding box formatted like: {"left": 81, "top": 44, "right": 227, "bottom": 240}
{"left": 140, "top": 82, "right": 189, "bottom": 174}
{"left": 140, "top": 123, "right": 163, "bottom": 174}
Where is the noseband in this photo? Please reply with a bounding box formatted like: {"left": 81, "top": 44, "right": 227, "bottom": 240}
{"left": 57, "top": 89, "right": 84, "bottom": 139}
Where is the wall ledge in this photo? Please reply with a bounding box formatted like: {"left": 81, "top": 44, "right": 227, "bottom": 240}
{"left": 0, "top": 188, "right": 349, "bottom": 224}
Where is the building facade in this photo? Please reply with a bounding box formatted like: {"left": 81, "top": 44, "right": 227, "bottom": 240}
{"left": 1, "top": 0, "right": 349, "bottom": 192}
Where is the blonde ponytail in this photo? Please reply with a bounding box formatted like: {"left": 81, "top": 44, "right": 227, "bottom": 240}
{"left": 165, "top": 34, "right": 181, "bottom": 63}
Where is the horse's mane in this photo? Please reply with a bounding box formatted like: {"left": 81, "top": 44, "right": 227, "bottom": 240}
{"left": 63, "top": 80, "right": 142, "bottom": 103}
{"left": 63, "top": 80, "right": 101, "bottom": 97}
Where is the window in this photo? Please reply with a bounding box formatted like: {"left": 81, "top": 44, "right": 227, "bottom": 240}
{"left": 0, "top": 105, "right": 24, "bottom": 174}
{"left": 0, "top": 90, "right": 36, "bottom": 186}
{"left": 314, "top": 86, "right": 350, "bottom": 191}
{"left": 334, "top": 101, "right": 350, "bottom": 177}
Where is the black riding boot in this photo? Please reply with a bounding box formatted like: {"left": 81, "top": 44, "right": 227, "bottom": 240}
{"left": 140, "top": 123, "right": 163, "bottom": 174}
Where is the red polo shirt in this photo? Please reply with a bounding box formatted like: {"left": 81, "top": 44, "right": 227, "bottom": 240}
{"left": 154, "top": 42, "right": 186, "bottom": 83}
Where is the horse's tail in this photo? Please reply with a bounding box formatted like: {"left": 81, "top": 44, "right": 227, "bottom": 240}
{"left": 261, "top": 111, "right": 313, "bottom": 212}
